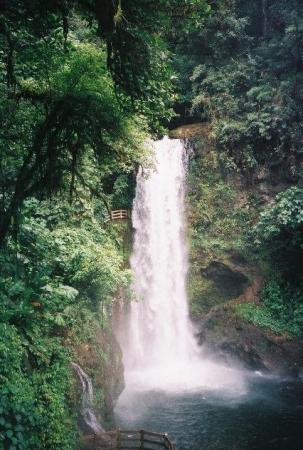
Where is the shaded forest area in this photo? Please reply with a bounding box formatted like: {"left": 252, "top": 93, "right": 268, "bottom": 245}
{"left": 178, "top": 0, "right": 303, "bottom": 340}
{"left": 0, "top": 1, "right": 303, "bottom": 448}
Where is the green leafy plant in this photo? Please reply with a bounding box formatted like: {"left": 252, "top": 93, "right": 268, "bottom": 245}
{"left": 236, "top": 280, "right": 303, "bottom": 337}
{"left": 250, "top": 187, "right": 303, "bottom": 276}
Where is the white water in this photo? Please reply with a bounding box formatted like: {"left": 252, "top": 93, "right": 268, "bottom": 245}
{"left": 71, "top": 362, "right": 104, "bottom": 433}
{"left": 117, "top": 137, "right": 246, "bottom": 396}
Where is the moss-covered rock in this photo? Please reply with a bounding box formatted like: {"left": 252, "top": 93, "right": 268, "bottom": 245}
{"left": 202, "top": 261, "right": 249, "bottom": 298}
{"left": 174, "top": 122, "right": 303, "bottom": 375}
{"left": 168, "top": 123, "right": 212, "bottom": 139}
{"left": 199, "top": 303, "right": 303, "bottom": 376}
{"left": 72, "top": 324, "right": 124, "bottom": 429}
{"left": 180, "top": 122, "right": 262, "bottom": 317}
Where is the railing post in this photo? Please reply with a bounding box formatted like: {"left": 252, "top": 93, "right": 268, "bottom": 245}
{"left": 140, "top": 429, "right": 144, "bottom": 449}
{"left": 164, "top": 433, "right": 173, "bottom": 450}
{"left": 116, "top": 428, "right": 121, "bottom": 450}
{"left": 93, "top": 433, "right": 96, "bottom": 450}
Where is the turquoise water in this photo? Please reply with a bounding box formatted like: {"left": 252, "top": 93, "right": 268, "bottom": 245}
{"left": 115, "top": 376, "right": 303, "bottom": 450}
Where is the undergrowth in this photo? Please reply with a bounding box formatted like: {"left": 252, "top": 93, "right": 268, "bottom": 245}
{"left": 235, "top": 281, "right": 303, "bottom": 337}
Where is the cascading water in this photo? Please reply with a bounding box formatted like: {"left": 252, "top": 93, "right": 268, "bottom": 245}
{"left": 117, "top": 137, "right": 246, "bottom": 395}
{"left": 127, "top": 137, "right": 194, "bottom": 364}
{"left": 71, "top": 362, "right": 104, "bottom": 434}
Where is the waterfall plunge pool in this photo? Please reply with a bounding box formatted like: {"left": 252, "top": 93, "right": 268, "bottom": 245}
{"left": 115, "top": 374, "right": 303, "bottom": 450}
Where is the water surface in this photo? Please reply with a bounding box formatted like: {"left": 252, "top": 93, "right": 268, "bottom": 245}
{"left": 115, "top": 376, "right": 303, "bottom": 450}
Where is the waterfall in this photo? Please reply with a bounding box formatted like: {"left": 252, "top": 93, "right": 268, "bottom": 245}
{"left": 128, "top": 137, "right": 194, "bottom": 365}
{"left": 118, "top": 137, "right": 246, "bottom": 394}
{"left": 71, "top": 362, "right": 104, "bottom": 433}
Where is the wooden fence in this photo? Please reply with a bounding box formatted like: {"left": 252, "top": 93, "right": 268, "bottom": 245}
{"left": 105, "top": 210, "right": 129, "bottom": 222}
{"left": 80, "top": 429, "right": 176, "bottom": 450}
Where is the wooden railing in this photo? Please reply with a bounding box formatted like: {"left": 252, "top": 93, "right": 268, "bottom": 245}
{"left": 105, "top": 210, "right": 129, "bottom": 222}
{"left": 80, "top": 429, "right": 176, "bottom": 450}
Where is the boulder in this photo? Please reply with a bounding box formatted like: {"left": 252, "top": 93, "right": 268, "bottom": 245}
{"left": 198, "top": 305, "right": 303, "bottom": 376}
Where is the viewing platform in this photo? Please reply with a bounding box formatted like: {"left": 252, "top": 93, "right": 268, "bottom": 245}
{"left": 80, "top": 429, "right": 176, "bottom": 450}
{"left": 105, "top": 210, "right": 129, "bottom": 222}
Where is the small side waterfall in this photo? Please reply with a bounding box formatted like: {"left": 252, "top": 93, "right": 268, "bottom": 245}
{"left": 117, "top": 137, "right": 246, "bottom": 395}
{"left": 71, "top": 362, "right": 104, "bottom": 433}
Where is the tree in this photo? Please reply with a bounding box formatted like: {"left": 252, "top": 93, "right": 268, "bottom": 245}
{"left": 173, "top": 0, "right": 303, "bottom": 177}
{"left": 0, "top": 39, "right": 148, "bottom": 244}
{"left": 1, "top": 0, "right": 211, "bottom": 244}
{"left": 251, "top": 187, "right": 303, "bottom": 277}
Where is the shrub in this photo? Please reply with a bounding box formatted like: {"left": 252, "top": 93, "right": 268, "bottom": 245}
{"left": 235, "top": 280, "right": 303, "bottom": 337}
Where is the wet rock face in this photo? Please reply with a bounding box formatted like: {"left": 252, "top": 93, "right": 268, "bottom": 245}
{"left": 202, "top": 261, "right": 249, "bottom": 299}
{"left": 198, "top": 306, "right": 303, "bottom": 376}
{"left": 73, "top": 328, "right": 125, "bottom": 430}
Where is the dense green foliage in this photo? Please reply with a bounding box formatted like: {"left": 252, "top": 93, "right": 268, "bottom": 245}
{"left": 0, "top": 0, "right": 213, "bottom": 244}
{"left": 251, "top": 187, "right": 303, "bottom": 275}
{"left": 1, "top": 0, "right": 303, "bottom": 446}
{"left": 0, "top": 6, "right": 149, "bottom": 440}
{"left": 236, "top": 280, "right": 303, "bottom": 337}
{"left": 180, "top": 2, "right": 303, "bottom": 339}
{"left": 0, "top": 1, "right": 212, "bottom": 448}
{"left": 0, "top": 196, "right": 131, "bottom": 448}
{"left": 234, "top": 187, "right": 303, "bottom": 338}
{"left": 173, "top": 0, "right": 303, "bottom": 177}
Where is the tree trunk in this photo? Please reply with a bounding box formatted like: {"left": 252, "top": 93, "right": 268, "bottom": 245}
{"left": 0, "top": 194, "right": 21, "bottom": 246}
{"left": 262, "top": 0, "right": 268, "bottom": 38}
